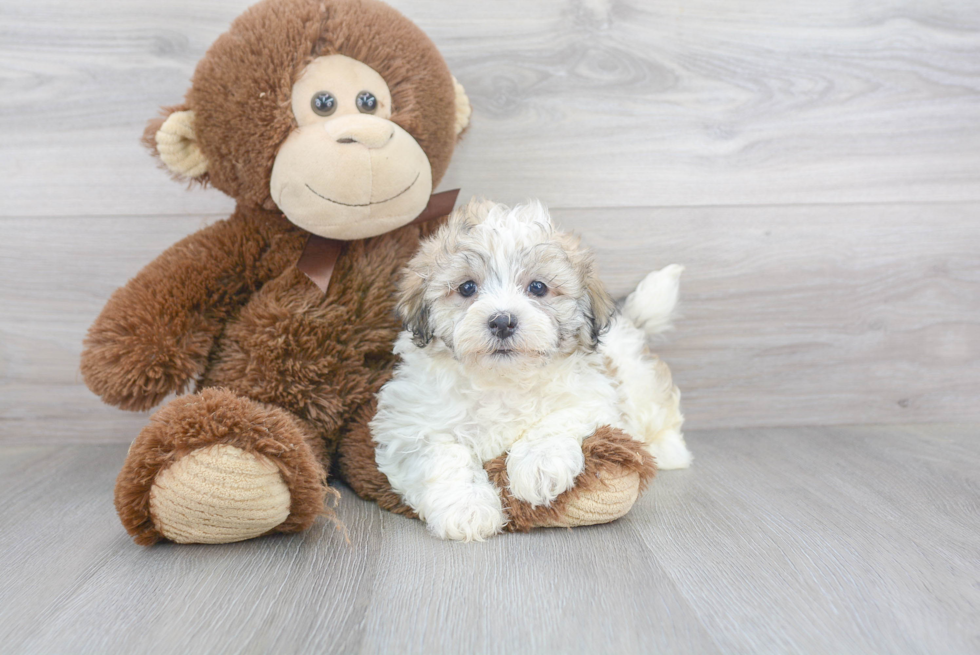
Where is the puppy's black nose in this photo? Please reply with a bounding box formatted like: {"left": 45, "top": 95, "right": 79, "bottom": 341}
{"left": 489, "top": 313, "right": 517, "bottom": 339}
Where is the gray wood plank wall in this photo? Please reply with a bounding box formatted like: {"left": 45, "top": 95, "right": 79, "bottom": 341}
{"left": 2, "top": 0, "right": 979, "bottom": 442}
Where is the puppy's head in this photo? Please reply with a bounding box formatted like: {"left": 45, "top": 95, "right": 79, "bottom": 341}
{"left": 397, "top": 198, "right": 614, "bottom": 367}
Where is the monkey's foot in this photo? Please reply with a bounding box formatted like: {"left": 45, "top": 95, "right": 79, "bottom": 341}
{"left": 486, "top": 426, "right": 657, "bottom": 532}
{"left": 115, "top": 388, "right": 328, "bottom": 545}
{"left": 532, "top": 466, "right": 642, "bottom": 528}
{"left": 149, "top": 445, "right": 291, "bottom": 544}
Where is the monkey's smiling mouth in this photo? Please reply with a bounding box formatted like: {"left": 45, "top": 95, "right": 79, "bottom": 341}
{"left": 304, "top": 172, "right": 420, "bottom": 208}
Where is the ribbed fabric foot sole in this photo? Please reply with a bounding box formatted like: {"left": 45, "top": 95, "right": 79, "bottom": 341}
{"left": 149, "top": 444, "right": 291, "bottom": 544}
{"left": 536, "top": 469, "right": 640, "bottom": 528}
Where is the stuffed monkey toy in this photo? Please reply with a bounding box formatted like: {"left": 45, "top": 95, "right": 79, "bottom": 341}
{"left": 81, "top": 0, "right": 655, "bottom": 545}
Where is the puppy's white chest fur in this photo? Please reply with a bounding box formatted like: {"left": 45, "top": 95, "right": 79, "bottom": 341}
{"left": 376, "top": 334, "right": 620, "bottom": 463}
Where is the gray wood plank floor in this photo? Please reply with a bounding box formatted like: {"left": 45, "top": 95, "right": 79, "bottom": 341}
{"left": 1, "top": 424, "right": 977, "bottom": 654}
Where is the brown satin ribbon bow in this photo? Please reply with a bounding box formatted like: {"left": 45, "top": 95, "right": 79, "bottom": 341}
{"left": 296, "top": 188, "right": 460, "bottom": 293}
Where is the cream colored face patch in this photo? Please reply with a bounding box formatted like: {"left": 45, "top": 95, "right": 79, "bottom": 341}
{"left": 291, "top": 55, "right": 393, "bottom": 124}
{"left": 271, "top": 54, "right": 433, "bottom": 240}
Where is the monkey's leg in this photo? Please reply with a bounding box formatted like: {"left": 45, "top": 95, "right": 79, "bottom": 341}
{"left": 486, "top": 426, "right": 657, "bottom": 531}
{"left": 341, "top": 412, "right": 656, "bottom": 531}
{"left": 114, "top": 388, "right": 329, "bottom": 545}
{"left": 335, "top": 398, "right": 418, "bottom": 519}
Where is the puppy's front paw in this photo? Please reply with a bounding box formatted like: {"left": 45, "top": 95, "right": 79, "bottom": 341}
{"left": 424, "top": 484, "right": 506, "bottom": 542}
{"left": 506, "top": 438, "right": 586, "bottom": 507}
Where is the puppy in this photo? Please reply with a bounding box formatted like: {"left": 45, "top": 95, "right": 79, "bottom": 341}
{"left": 370, "top": 199, "right": 692, "bottom": 541}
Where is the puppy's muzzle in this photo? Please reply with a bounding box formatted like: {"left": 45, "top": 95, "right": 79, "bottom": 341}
{"left": 488, "top": 313, "right": 518, "bottom": 340}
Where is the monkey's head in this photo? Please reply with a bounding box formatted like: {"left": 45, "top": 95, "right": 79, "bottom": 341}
{"left": 146, "top": 0, "right": 470, "bottom": 240}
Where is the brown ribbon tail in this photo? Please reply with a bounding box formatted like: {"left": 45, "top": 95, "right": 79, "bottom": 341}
{"left": 409, "top": 188, "right": 460, "bottom": 226}
{"left": 298, "top": 188, "right": 460, "bottom": 293}
{"left": 297, "top": 234, "right": 344, "bottom": 292}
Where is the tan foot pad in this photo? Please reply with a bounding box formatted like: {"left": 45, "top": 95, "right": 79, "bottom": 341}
{"left": 541, "top": 469, "right": 641, "bottom": 528}
{"left": 149, "top": 444, "right": 291, "bottom": 544}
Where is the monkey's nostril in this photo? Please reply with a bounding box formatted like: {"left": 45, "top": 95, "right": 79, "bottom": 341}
{"left": 488, "top": 313, "right": 518, "bottom": 339}
{"left": 334, "top": 129, "right": 392, "bottom": 148}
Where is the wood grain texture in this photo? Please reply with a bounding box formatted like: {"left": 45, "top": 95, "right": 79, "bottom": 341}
{"left": 1, "top": 0, "right": 979, "bottom": 216}
{"left": 1, "top": 424, "right": 978, "bottom": 653}
{"left": 0, "top": 215, "right": 210, "bottom": 444}
{"left": 3, "top": 203, "right": 977, "bottom": 443}
{"left": 2, "top": 2, "right": 977, "bottom": 651}
{"left": 627, "top": 423, "right": 980, "bottom": 654}
{"left": 555, "top": 203, "right": 980, "bottom": 429}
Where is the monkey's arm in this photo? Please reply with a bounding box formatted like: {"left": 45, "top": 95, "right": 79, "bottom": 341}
{"left": 81, "top": 209, "right": 300, "bottom": 411}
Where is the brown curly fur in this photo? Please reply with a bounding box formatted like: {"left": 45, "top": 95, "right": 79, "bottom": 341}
{"left": 141, "top": 0, "right": 457, "bottom": 209}
{"left": 340, "top": 420, "right": 657, "bottom": 533}
{"left": 116, "top": 388, "right": 329, "bottom": 546}
{"left": 487, "top": 426, "right": 657, "bottom": 532}
{"left": 86, "top": 0, "right": 655, "bottom": 545}
{"left": 94, "top": 200, "right": 445, "bottom": 542}
{"left": 337, "top": 397, "right": 419, "bottom": 518}
{"left": 84, "top": 0, "right": 461, "bottom": 544}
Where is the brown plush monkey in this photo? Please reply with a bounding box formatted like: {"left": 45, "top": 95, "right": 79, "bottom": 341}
{"left": 81, "top": 0, "right": 655, "bottom": 545}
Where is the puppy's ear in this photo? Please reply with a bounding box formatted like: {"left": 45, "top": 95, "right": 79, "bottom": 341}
{"left": 566, "top": 239, "right": 614, "bottom": 349}
{"left": 584, "top": 265, "right": 616, "bottom": 348}
{"left": 396, "top": 268, "right": 433, "bottom": 348}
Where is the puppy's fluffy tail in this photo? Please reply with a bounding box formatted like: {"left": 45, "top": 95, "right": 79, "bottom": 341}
{"left": 621, "top": 264, "right": 683, "bottom": 338}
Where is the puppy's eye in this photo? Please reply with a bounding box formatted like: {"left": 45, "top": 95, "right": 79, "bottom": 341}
{"left": 311, "top": 92, "right": 337, "bottom": 116}
{"left": 458, "top": 280, "right": 478, "bottom": 297}
{"left": 527, "top": 280, "right": 548, "bottom": 297}
{"left": 356, "top": 91, "right": 378, "bottom": 114}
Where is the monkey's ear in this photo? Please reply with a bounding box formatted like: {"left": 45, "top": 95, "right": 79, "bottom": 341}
{"left": 144, "top": 108, "right": 209, "bottom": 179}
{"left": 396, "top": 269, "right": 433, "bottom": 348}
{"left": 452, "top": 77, "right": 471, "bottom": 137}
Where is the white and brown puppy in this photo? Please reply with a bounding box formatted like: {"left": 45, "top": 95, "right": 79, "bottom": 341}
{"left": 370, "top": 199, "right": 691, "bottom": 541}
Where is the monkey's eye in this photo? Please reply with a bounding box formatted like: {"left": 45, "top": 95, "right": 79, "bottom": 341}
{"left": 356, "top": 91, "right": 378, "bottom": 114}
{"left": 311, "top": 92, "right": 337, "bottom": 116}
{"left": 527, "top": 281, "right": 548, "bottom": 297}
{"left": 458, "top": 280, "right": 478, "bottom": 297}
